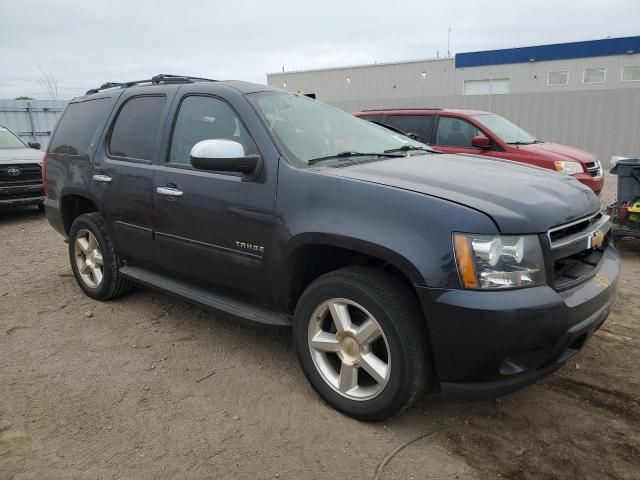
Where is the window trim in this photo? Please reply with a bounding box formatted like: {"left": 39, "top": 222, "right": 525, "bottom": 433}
{"left": 582, "top": 67, "right": 607, "bottom": 85}
{"left": 106, "top": 94, "right": 167, "bottom": 164}
{"left": 547, "top": 70, "right": 569, "bottom": 87}
{"left": 434, "top": 115, "right": 494, "bottom": 149}
{"left": 620, "top": 65, "right": 640, "bottom": 83}
{"left": 164, "top": 93, "right": 261, "bottom": 175}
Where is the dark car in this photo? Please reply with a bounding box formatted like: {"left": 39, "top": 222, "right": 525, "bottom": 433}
{"left": 0, "top": 124, "right": 45, "bottom": 210}
{"left": 44, "top": 75, "right": 620, "bottom": 421}
{"left": 354, "top": 109, "right": 605, "bottom": 195}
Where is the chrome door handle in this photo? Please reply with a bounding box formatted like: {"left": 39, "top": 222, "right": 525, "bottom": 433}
{"left": 156, "top": 186, "right": 184, "bottom": 197}
{"left": 93, "top": 174, "right": 112, "bottom": 183}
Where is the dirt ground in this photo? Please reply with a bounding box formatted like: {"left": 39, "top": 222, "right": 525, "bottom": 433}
{"left": 1, "top": 176, "right": 639, "bottom": 480}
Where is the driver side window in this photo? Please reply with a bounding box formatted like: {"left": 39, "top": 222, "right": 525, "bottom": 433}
{"left": 169, "top": 96, "right": 257, "bottom": 165}
{"left": 436, "top": 117, "right": 481, "bottom": 147}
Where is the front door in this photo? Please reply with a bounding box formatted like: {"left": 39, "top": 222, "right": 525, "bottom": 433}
{"left": 153, "top": 93, "right": 277, "bottom": 302}
{"left": 433, "top": 116, "right": 494, "bottom": 157}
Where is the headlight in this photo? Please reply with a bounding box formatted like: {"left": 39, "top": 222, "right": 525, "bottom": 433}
{"left": 554, "top": 160, "right": 583, "bottom": 175}
{"left": 453, "top": 234, "right": 546, "bottom": 289}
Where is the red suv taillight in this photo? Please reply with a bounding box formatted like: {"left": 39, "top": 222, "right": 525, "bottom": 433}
{"left": 41, "top": 152, "right": 48, "bottom": 198}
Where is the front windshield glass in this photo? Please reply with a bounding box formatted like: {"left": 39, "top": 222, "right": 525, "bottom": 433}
{"left": 251, "top": 92, "right": 432, "bottom": 166}
{"left": 472, "top": 114, "right": 538, "bottom": 144}
{"left": 0, "top": 126, "right": 27, "bottom": 149}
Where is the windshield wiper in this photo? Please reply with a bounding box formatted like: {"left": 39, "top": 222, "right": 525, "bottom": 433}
{"left": 384, "top": 145, "right": 437, "bottom": 154}
{"left": 506, "top": 141, "right": 537, "bottom": 145}
{"left": 307, "top": 151, "right": 404, "bottom": 165}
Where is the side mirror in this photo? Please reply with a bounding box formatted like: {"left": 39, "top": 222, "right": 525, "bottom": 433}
{"left": 189, "top": 139, "right": 260, "bottom": 174}
{"left": 471, "top": 135, "right": 490, "bottom": 149}
{"left": 28, "top": 141, "right": 41, "bottom": 150}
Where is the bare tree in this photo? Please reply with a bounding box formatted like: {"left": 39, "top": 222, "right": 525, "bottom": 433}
{"left": 37, "top": 67, "right": 59, "bottom": 99}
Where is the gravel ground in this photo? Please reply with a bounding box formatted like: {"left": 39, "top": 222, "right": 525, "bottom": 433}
{"left": 1, "top": 176, "right": 639, "bottom": 479}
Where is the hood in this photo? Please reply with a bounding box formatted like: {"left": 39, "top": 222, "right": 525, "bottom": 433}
{"left": 325, "top": 153, "right": 600, "bottom": 233}
{"left": 0, "top": 147, "right": 44, "bottom": 165}
{"left": 514, "top": 142, "right": 596, "bottom": 164}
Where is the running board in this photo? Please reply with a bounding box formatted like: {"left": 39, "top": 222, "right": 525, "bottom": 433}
{"left": 119, "top": 266, "right": 292, "bottom": 327}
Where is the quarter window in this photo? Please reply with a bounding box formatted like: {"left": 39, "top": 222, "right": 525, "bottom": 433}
{"left": 621, "top": 66, "right": 640, "bottom": 82}
{"left": 436, "top": 117, "right": 482, "bottom": 148}
{"left": 109, "top": 96, "right": 166, "bottom": 160}
{"left": 169, "top": 96, "right": 257, "bottom": 165}
{"left": 382, "top": 115, "right": 435, "bottom": 143}
{"left": 49, "top": 98, "right": 109, "bottom": 156}
{"left": 547, "top": 71, "right": 569, "bottom": 86}
{"left": 583, "top": 68, "right": 606, "bottom": 84}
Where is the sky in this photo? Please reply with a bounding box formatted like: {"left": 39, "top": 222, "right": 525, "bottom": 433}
{"left": 0, "top": 0, "right": 638, "bottom": 99}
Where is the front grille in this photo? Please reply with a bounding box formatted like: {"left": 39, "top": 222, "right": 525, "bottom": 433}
{"left": 547, "top": 211, "right": 610, "bottom": 289}
{"left": 584, "top": 160, "right": 602, "bottom": 178}
{"left": 0, "top": 163, "right": 42, "bottom": 184}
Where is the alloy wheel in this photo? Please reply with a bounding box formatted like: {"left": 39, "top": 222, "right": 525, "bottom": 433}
{"left": 74, "top": 229, "right": 104, "bottom": 289}
{"left": 307, "top": 298, "right": 391, "bottom": 401}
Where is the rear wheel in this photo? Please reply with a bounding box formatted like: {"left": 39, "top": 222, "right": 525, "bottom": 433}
{"left": 68, "top": 213, "right": 132, "bottom": 300}
{"left": 293, "top": 266, "right": 429, "bottom": 421}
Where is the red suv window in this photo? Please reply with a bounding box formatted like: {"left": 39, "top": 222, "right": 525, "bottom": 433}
{"left": 435, "top": 117, "right": 482, "bottom": 148}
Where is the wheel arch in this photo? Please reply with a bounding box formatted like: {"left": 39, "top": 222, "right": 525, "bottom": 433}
{"left": 279, "top": 233, "right": 425, "bottom": 314}
{"left": 59, "top": 190, "right": 101, "bottom": 234}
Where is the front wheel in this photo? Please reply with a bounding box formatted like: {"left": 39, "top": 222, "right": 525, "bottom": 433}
{"left": 293, "top": 266, "right": 429, "bottom": 421}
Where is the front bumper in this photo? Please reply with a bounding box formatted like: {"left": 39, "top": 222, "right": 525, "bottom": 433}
{"left": 575, "top": 173, "right": 604, "bottom": 195}
{"left": 0, "top": 183, "right": 44, "bottom": 207}
{"left": 417, "top": 244, "right": 620, "bottom": 401}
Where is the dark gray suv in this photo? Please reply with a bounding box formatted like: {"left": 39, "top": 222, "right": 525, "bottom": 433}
{"left": 43, "top": 75, "right": 620, "bottom": 420}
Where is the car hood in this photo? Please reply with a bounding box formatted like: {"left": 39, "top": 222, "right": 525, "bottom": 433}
{"left": 325, "top": 153, "right": 600, "bottom": 233}
{"left": 515, "top": 142, "right": 596, "bottom": 163}
{"left": 0, "top": 147, "right": 44, "bottom": 165}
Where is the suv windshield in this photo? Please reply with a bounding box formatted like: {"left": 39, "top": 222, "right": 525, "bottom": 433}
{"left": 251, "top": 92, "right": 432, "bottom": 166}
{"left": 0, "top": 126, "right": 27, "bottom": 149}
{"left": 472, "top": 114, "right": 538, "bottom": 145}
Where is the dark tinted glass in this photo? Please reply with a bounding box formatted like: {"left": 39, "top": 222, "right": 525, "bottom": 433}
{"left": 358, "top": 114, "right": 382, "bottom": 123}
{"left": 49, "top": 98, "right": 109, "bottom": 155}
{"left": 109, "top": 96, "right": 166, "bottom": 160}
{"left": 383, "top": 115, "right": 434, "bottom": 143}
{"left": 169, "top": 96, "right": 257, "bottom": 165}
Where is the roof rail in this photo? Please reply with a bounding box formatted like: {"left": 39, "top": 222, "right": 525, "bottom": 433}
{"left": 360, "top": 107, "right": 443, "bottom": 112}
{"left": 85, "top": 74, "right": 217, "bottom": 95}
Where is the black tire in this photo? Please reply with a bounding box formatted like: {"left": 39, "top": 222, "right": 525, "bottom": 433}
{"left": 293, "top": 266, "right": 429, "bottom": 421}
{"left": 68, "top": 212, "right": 133, "bottom": 300}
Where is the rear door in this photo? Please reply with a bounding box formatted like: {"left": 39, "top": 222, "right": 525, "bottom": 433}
{"left": 152, "top": 88, "right": 277, "bottom": 302}
{"left": 433, "top": 115, "right": 493, "bottom": 156}
{"left": 92, "top": 86, "right": 178, "bottom": 264}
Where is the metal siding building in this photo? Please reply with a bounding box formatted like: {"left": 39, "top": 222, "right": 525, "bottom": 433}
{"left": 0, "top": 99, "right": 68, "bottom": 148}
{"left": 267, "top": 36, "right": 640, "bottom": 164}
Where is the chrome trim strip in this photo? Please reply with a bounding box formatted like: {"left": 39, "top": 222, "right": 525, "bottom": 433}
{"left": 548, "top": 212, "right": 611, "bottom": 250}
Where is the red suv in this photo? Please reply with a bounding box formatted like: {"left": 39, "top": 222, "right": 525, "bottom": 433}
{"left": 354, "top": 109, "right": 604, "bottom": 194}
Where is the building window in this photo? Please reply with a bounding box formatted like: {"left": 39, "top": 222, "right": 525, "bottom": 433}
{"left": 463, "top": 78, "right": 510, "bottom": 95}
{"left": 621, "top": 66, "right": 640, "bottom": 82}
{"left": 547, "top": 71, "right": 569, "bottom": 86}
{"left": 583, "top": 68, "right": 606, "bottom": 84}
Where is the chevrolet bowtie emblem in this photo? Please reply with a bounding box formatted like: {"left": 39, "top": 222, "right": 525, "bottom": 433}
{"left": 591, "top": 230, "right": 605, "bottom": 249}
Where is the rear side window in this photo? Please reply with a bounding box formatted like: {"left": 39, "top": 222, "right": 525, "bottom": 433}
{"left": 49, "top": 98, "right": 109, "bottom": 155}
{"left": 109, "top": 96, "right": 166, "bottom": 160}
{"left": 383, "top": 115, "right": 434, "bottom": 144}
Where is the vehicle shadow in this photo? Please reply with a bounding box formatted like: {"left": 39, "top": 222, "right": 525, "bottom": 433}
{"left": 0, "top": 206, "right": 44, "bottom": 227}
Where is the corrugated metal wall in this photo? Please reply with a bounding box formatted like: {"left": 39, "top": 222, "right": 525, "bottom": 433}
{"left": 327, "top": 88, "right": 640, "bottom": 166}
{"left": 0, "top": 99, "right": 68, "bottom": 148}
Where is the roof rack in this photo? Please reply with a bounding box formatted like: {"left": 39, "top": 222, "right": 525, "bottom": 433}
{"left": 85, "top": 74, "right": 217, "bottom": 95}
{"left": 360, "top": 107, "right": 443, "bottom": 112}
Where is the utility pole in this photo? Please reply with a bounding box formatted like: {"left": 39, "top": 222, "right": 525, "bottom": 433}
{"left": 447, "top": 26, "right": 452, "bottom": 57}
